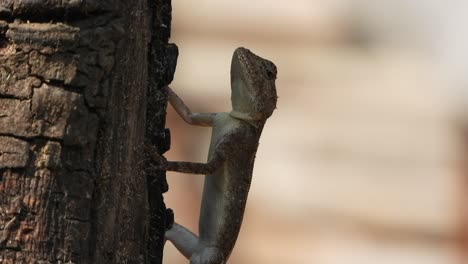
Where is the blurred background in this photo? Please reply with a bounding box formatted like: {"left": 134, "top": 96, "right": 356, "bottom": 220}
{"left": 163, "top": 1, "right": 468, "bottom": 263}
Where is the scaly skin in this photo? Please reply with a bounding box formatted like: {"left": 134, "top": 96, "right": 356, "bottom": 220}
{"left": 156, "top": 47, "right": 277, "bottom": 264}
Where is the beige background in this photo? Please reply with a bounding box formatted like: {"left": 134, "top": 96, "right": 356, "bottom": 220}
{"left": 163, "top": 1, "right": 467, "bottom": 263}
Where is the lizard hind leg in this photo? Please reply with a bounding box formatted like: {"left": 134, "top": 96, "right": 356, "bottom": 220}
{"left": 190, "top": 246, "right": 226, "bottom": 264}
{"left": 165, "top": 222, "right": 199, "bottom": 259}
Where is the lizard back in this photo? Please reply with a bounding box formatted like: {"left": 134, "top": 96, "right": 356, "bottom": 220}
{"left": 198, "top": 112, "right": 263, "bottom": 257}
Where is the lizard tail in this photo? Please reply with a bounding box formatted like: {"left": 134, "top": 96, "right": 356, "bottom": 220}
{"left": 165, "top": 222, "right": 199, "bottom": 259}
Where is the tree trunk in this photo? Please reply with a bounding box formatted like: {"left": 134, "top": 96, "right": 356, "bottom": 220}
{"left": 0, "top": 0, "right": 176, "bottom": 263}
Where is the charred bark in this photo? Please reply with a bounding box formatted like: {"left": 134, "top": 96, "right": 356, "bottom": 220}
{"left": 146, "top": 0, "right": 177, "bottom": 263}
{"left": 0, "top": 0, "right": 175, "bottom": 263}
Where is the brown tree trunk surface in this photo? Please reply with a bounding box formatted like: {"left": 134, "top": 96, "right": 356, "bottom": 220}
{"left": 0, "top": 0, "right": 176, "bottom": 263}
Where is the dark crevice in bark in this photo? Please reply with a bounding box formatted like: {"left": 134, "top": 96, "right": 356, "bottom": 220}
{"left": 0, "top": 8, "right": 12, "bottom": 21}
{"left": 0, "top": 19, "right": 8, "bottom": 29}
{"left": 0, "top": 94, "right": 29, "bottom": 100}
{"left": 23, "top": 58, "right": 108, "bottom": 119}
{"left": 0, "top": 246, "right": 21, "bottom": 251}
{"left": 35, "top": 79, "right": 104, "bottom": 119}
{"left": 0, "top": 133, "right": 62, "bottom": 144}
{"left": 44, "top": 78, "right": 83, "bottom": 91}
{"left": 0, "top": 36, "right": 7, "bottom": 49}
{"left": 30, "top": 76, "right": 84, "bottom": 93}
{"left": 0, "top": 20, "right": 8, "bottom": 48}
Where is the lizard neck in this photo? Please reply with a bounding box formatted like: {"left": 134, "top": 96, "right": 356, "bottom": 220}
{"left": 229, "top": 110, "right": 265, "bottom": 128}
{"left": 229, "top": 110, "right": 262, "bottom": 121}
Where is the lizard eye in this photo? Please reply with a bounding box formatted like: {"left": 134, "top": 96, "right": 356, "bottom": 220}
{"left": 266, "top": 70, "right": 275, "bottom": 80}
{"left": 262, "top": 60, "right": 277, "bottom": 80}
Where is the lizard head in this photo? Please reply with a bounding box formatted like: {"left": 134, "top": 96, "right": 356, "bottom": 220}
{"left": 229, "top": 47, "right": 278, "bottom": 121}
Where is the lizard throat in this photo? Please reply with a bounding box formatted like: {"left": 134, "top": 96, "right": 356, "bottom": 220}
{"left": 229, "top": 110, "right": 264, "bottom": 121}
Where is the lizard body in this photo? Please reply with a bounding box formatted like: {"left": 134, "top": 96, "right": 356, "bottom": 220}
{"left": 158, "top": 47, "right": 277, "bottom": 264}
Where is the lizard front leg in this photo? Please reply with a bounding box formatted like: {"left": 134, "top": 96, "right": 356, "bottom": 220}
{"left": 147, "top": 130, "right": 241, "bottom": 175}
{"left": 167, "top": 86, "right": 217, "bottom": 127}
{"left": 149, "top": 145, "right": 226, "bottom": 175}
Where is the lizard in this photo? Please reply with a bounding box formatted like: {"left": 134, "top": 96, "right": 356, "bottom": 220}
{"left": 151, "top": 47, "right": 277, "bottom": 264}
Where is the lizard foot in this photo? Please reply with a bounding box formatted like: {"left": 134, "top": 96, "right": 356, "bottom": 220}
{"left": 144, "top": 143, "right": 168, "bottom": 165}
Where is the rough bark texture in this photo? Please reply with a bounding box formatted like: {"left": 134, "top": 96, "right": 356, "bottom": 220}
{"left": 0, "top": 0, "right": 175, "bottom": 263}
{"left": 146, "top": 0, "right": 177, "bottom": 263}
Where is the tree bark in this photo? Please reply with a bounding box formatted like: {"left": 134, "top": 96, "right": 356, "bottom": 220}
{"left": 0, "top": 0, "right": 175, "bottom": 263}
